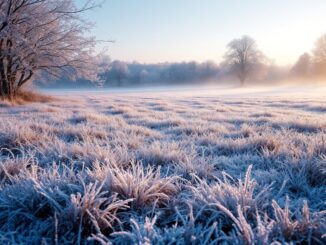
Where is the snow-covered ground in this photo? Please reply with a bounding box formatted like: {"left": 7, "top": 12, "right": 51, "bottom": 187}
{"left": 0, "top": 86, "right": 325, "bottom": 244}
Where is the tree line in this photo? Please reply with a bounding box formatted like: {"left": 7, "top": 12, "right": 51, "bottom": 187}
{"left": 47, "top": 35, "right": 326, "bottom": 89}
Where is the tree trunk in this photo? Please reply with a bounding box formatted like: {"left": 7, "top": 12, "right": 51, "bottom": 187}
{"left": 0, "top": 64, "right": 10, "bottom": 99}
{"left": 0, "top": 79, "right": 10, "bottom": 99}
{"left": 0, "top": 69, "right": 15, "bottom": 100}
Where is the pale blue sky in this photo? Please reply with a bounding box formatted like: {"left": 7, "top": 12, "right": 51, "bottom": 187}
{"left": 81, "top": 0, "right": 326, "bottom": 65}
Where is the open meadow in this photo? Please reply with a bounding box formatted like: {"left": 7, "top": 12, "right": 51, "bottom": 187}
{"left": 0, "top": 86, "right": 325, "bottom": 244}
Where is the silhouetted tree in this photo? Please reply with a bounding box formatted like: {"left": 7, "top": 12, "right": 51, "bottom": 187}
{"left": 0, "top": 0, "right": 101, "bottom": 99}
{"left": 223, "top": 35, "right": 264, "bottom": 86}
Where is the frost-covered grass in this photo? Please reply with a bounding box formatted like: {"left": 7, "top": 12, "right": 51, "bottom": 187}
{"left": 0, "top": 88, "right": 325, "bottom": 244}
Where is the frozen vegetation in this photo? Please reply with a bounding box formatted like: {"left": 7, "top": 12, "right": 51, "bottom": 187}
{"left": 0, "top": 87, "right": 325, "bottom": 244}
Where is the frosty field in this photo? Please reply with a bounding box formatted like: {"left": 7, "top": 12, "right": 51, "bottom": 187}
{"left": 0, "top": 87, "right": 325, "bottom": 244}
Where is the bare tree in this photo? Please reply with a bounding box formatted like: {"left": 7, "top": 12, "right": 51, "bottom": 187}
{"left": 291, "top": 53, "right": 311, "bottom": 79}
{"left": 106, "top": 61, "right": 130, "bottom": 86}
{"left": 223, "top": 35, "right": 264, "bottom": 86}
{"left": 0, "top": 0, "right": 102, "bottom": 99}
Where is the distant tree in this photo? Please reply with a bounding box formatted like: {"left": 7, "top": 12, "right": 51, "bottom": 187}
{"left": 223, "top": 35, "right": 265, "bottom": 86}
{"left": 291, "top": 53, "right": 311, "bottom": 78}
{"left": 0, "top": 0, "right": 101, "bottom": 100}
{"left": 106, "top": 61, "right": 130, "bottom": 86}
{"left": 312, "top": 34, "right": 326, "bottom": 78}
